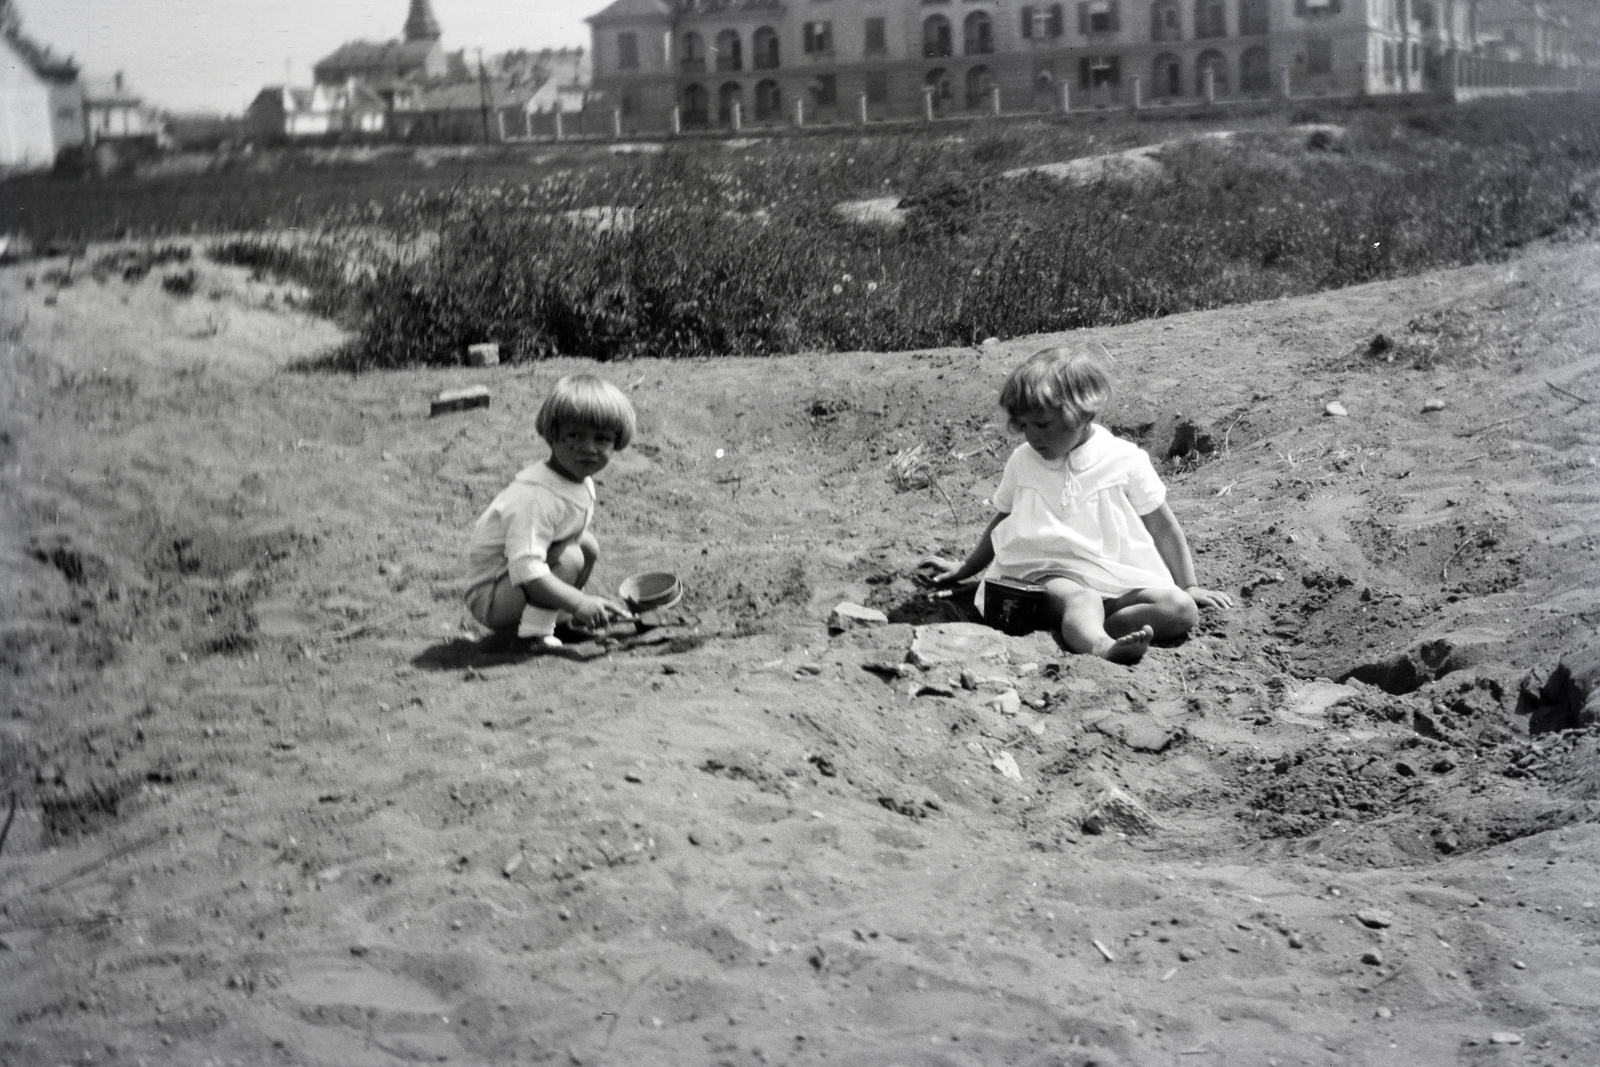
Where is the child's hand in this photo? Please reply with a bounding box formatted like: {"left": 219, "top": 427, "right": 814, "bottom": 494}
{"left": 572, "top": 594, "right": 633, "bottom": 629}
{"left": 917, "top": 556, "right": 965, "bottom": 588}
{"left": 1186, "top": 586, "right": 1234, "bottom": 610}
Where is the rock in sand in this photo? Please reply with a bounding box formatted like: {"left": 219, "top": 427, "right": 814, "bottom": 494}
{"left": 828, "top": 602, "right": 888, "bottom": 633}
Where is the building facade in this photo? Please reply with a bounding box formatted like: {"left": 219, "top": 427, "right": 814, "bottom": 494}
{"left": 246, "top": 82, "right": 388, "bottom": 142}
{"left": 0, "top": 29, "right": 83, "bottom": 172}
{"left": 587, "top": 0, "right": 1558, "bottom": 131}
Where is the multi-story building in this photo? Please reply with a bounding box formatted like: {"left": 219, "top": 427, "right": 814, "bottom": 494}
{"left": 585, "top": 0, "right": 1543, "bottom": 131}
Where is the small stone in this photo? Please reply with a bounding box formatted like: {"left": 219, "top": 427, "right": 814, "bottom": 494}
{"left": 1081, "top": 786, "right": 1161, "bottom": 836}
{"left": 623, "top": 772, "right": 642, "bottom": 783}
{"left": 451, "top": 920, "right": 463, "bottom": 931}
{"left": 1356, "top": 909, "right": 1394, "bottom": 929}
{"left": 1422, "top": 398, "right": 1445, "bottom": 412}
{"left": 984, "top": 690, "right": 1022, "bottom": 716}
{"left": 1375, "top": 1007, "right": 1393, "bottom": 1019}
{"left": 1432, "top": 754, "right": 1458, "bottom": 773}
{"left": 1288, "top": 933, "right": 1305, "bottom": 949}
{"left": 1177, "top": 948, "right": 1198, "bottom": 962}
{"left": 1361, "top": 949, "right": 1384, "bottom": 966}
{"left": 1512, "top": 959, "right": 1527, "bottom": 970}
{"left": 828, "top": 602, "right": 888, "bottom": 633}
{"left": 1489, "top": 1032, "right": 1523, "bottom": 1045}
{"left": 430, "top": 384, "right": 491, "bottom": 417}
{"left": 991, "top": 751, "right": 1023, "bottom": 782}
{"left": 1324, "top": 401, "right": 1348, "bottom": 417}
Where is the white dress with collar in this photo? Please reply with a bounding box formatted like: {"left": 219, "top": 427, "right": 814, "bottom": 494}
{"left": 984, "top": 424, "right": 1176, "bottom": 597}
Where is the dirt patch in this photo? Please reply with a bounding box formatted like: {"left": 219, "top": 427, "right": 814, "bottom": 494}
{"left": 1, "top": 237, "right": 1597, "bottom": 1065}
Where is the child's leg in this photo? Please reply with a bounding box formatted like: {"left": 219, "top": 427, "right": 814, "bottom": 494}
{"left": 1103, "top": 587, "right": 1199, "bottom": 642}
{"left": 517, "top": 538, "right": 591, "bottom": 638}
{"left": 1040, "top": 576, "right": 1154, "bottom": 665}
{"left": 471, "top": 575, "right": 529, "bottom": 634}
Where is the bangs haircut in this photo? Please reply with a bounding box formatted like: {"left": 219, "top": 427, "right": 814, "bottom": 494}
{"left": 1000, "top": 347, "right": 1112, "bottom": 430}
{"left": 536, "top": 374, "right": 637, "bottom": 451}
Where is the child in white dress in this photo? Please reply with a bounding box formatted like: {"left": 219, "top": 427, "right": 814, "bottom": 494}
{"left": 462, "top": 374, "right": 636, "bottom": 646}
{"left": 924, "top": 347, "right": 1231, "bottom": 664}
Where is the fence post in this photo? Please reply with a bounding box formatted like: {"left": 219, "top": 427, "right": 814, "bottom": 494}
{"left": 1279, "top": 65, "right": 1292, "bottom": 100}
{"left": 1203, "top": 69, "right": 1216, "bottom": 104}
{"left": 671, "top": 105, "right": 681, "bottom": 136}
{"left": 732, "top": 99, "right": 742, "bottom": 132}
{"left": 612, "top": 108, "right": 623, "bottom": 138}
{"left": 794, "top": 95, "right": 805, "bottom": 127}
{"left": 554, "top": 108, "right": 565, "bottom": 140}
{"left": 858, "top": 91, "right": 869, "bottom": 124}
{"left": 923, "top": 85, "right": 936, "bottom": 121}
{"left": 1059, "top": 81, "right": 1071, "bottom": 113}
{"left": 1129, "top": 76, "right": 1141, "bottom": 113}
{"left": 991, "top": 84, "right": 1002, "bottom": 115}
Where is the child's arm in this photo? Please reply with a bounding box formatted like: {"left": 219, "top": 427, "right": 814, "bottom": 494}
{"left": 520, "top": 574, "right": 630, "bottom": 628}
{"left": 1139, "top": 504, "right": 1233, "bottom": 609}
{"left": 923, "top": 512, "right": 1007, "bottom": 587}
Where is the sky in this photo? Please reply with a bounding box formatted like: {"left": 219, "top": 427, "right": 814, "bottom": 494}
{"left": 15, "top": 0, "right": 599, "bottom": 115}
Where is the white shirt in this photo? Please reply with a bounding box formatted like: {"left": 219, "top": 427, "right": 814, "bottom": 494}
{"left": 986, "top": 424, "right": 1175, "bottom": 597}
{"left": 464, "top": 462, "right": 594, "bottom": 592}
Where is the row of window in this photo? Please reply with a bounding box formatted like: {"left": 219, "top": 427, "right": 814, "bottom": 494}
{"left": 616, "top": 0, "right": 1330, "bottom": 71}
{"left": 676, "top": 44, "right": 1280, "bottom": 124}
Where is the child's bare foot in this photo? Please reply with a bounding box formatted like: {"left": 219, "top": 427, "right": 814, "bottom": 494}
{"left": 1096, "top": 626, "right": 1153, "bottom": 665}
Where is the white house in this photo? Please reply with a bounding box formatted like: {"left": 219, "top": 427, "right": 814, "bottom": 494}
{"left": 0, "top": 30, "right": 83, "bottom": 172}
{"left": 80, "top": 71, "right": 164, "bottom": 145}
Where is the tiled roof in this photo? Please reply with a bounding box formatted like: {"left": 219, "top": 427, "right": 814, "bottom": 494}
{"left": 587, "top": 0, "right": 674, "bottom": 24}
{"left": 81, "top": 74, "right": 142, "bottom": 105}
{"left": 414, "top": 77, "right": 547, "bottom": 112}
{"left": 315, "top": 39, "right": 437, "bottom": 72}
{"left": 4, "top": 30, "right": 78, "bottom": 81}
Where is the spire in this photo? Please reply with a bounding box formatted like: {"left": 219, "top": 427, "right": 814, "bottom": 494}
{"left": 403, "top": 0, "right": 441, "bottom": 42}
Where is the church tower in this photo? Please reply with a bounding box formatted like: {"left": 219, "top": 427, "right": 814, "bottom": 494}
{"left": 402, "top": 0, "right": 442, "bottom": 42}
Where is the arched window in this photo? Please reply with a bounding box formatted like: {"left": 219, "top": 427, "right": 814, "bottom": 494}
{"left": 682, "top": 83, "right": 709, "bottom": 126}
{"left": 964, "top": 65, "right": 995, "bottom": 108}
{"left": 1151, "top": 0, "right": 1181, "bottom": 41}
{"left": 1240, "top": 0, "right": 1269, "bottom": 35}
{"left": 715, "top": 29, "right": 742, "bottom": 72}
{"left": 964, "top": 12, "right": 994, "bottom": 55}
{"left": 924, "top": 67, "right": 952, "bottom": 112}
{"left": 753, "top": 26, "right": 780, "bottom": 69}
{"left": 1240, "top": 45, "right": 1271, "bottom": 92}
{"left": 1196, "top": 48, "right": 1228, "bottom": 93}
{"left": 923, "top": 16, "right": 953, "bottom": 58}
{"left": 754, "top": 78, "right": 782, "bottom": 120}
{"left": 1194, "top": 0, "right": 1226, "bottom": 38}
{"left": 718, "top": 81, "right": 744, "bottom": 124}
{"left": 681, "top": 32, "right": 705, "bottom": 72}
{"left": 1152, "top": 52, "right": 1182, "bottom": 95}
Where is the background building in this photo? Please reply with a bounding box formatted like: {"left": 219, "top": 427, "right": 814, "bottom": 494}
{"left": 1, "top": 27, "right": 82, "bottom": 171}
{"left": 587, "top": 0, "right": 1594, "bottom": 133}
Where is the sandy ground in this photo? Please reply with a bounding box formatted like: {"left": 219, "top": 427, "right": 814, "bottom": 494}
{"left": 1, "top": 234, "right": 1598, "bottom": 1067}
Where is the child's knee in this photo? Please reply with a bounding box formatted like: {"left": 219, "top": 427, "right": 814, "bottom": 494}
{"left": 550, "top": 542, "right": 587, "bottom": 584}
{"left": 1166, "top": 589, "right": 1200, "bottom": 632}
